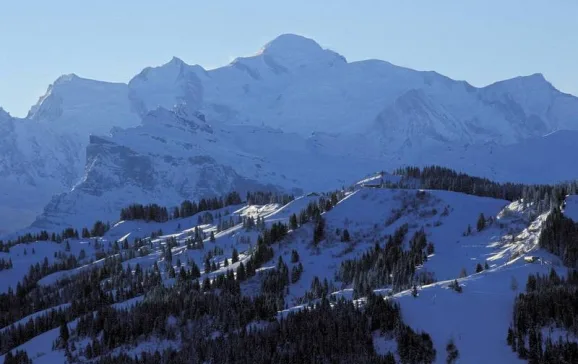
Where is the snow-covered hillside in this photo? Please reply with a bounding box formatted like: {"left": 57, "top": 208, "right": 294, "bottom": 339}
{"left": 1, "top": 178, "right": 573, "bottom": 363}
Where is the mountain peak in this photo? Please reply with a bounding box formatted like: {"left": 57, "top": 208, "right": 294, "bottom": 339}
{"left": 511, "top": 73, "right": 551, "bottom": 86}
{"left": 53, "top": 73, "right": 80, "bottom": 85}
{"left": 256, "top": 33, "right": 346, "bottom": 69}
{"left": 166, "top": 56, "right": 186, "bottom": 67}
{"left": 486, "top": 72, "right": 552, "bottom": 90}
{"left": 524, "top": 72, "right": 546, "bottom": 81}
{"left": 260, "top": 34, "right": 322, "bottom": 54}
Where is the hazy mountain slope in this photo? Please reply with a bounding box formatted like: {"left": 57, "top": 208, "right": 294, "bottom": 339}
{"left": 0, "top": 76, "right": 143, "bottom": 233}
{"left": 0, "top": 110, "right": 83, "bottom": 233}
{"left": 391, "top": 129, "right": 578, "bottom": 184}
{"left": 30, "top": 108, "right": 387, "bottom": 230}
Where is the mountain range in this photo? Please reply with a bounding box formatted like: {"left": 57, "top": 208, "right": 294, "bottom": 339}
{"left": 2, "top": 33, "right": 578, "bottom": 234}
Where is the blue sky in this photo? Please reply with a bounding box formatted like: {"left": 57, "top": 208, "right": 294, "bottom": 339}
{"left": 1, "top": 0, "right": 577, "bottom": 117}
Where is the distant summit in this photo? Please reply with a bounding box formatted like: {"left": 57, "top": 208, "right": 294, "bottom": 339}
{"left": 257, "top": 33, "right": 347, "bottom": 69}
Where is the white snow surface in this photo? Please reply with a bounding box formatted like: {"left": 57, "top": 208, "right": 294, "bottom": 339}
{"left": 563, "top": 195, "right": 578, "bottom": 222}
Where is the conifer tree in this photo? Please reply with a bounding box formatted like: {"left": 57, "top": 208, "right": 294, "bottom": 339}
{"left": 342, "top": 229, "right": 351, "bottom": 242}
{"left": 507, "top": 327, "right": 514, "bottom": 347}
{"left": 291, "top": 249, "right": 300, "bottom": 263}
{"left": 289, "top": 213, "right": 298, "bottom": 230}
{"left": 446, "top": 339, "right": 459, "bottom": 364}
{"left": 60, "top": 322, "right": 70, "bottom": 343}
{"left": 477, "top": 213, "right": 486, "bottom": 232}
{"left": 236, "top": 262, "right": 246, "bottom": 281}
{"left": 313, "top": 217, "right": 326, "bottom": 245}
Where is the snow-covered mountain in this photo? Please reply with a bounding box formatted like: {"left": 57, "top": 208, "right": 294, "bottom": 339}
{"left": 2, "top": 33, "right": 578, "bottom": 233}
{"left": 0, "top": 109, "right": 83, "bottom": 233}
{"left": 0, "top": 76, "right": 143, "bottom": 234}
{"left": 31, "top": 108, "right": 385, "bottom": 230}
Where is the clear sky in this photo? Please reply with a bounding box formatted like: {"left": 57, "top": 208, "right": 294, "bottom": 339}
{"left": 1, "top": 0, "right": 577, "bottom": 117}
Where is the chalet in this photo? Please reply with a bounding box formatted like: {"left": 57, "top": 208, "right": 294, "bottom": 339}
{"left": 524, "top": 256, "right": 539, "bottom": 263}
{"left": 362, "top": 178, "right": 384, "bottom": 188}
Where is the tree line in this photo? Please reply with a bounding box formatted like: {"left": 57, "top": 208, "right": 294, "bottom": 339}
{"left": 78, "top": 288, "right": 436, "bottom": 364}
{"left": 0, "top": 221, "right": 110, "bottom": 253}
{"left": 538, "top": 207, "right": 578, "bottom": 268}
{"left": 338, "top": 224, "right": 435, "bottom": 296}
{"left": 507, "top": 269, "right": 578, "bottom": 363}
{"left": 119, "top": 191, "right": 243, "bottom": 222}
{"left": 393, "top": 165, "right": 574, "bottom": 213}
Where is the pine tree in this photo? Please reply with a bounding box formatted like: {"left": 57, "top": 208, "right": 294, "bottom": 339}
{"left": 236, "top": 262, "right": 246, "bottom": 281}
{"left": 60, "top": 322, "right": 70, "bottom": 343}
{"left": 313, "top": 217, "right": 326, "bottom": 245}
{"left": 202, "top": 277, "right": 211, "bottom": 292}
{"left": 477, "top": 213, "right": 486, "bottom": 232}
{"left": 342, "top": 229, "right": 350, "bottom": 242}
{"left": 446, "top": 339, "right": 459, "bottom": 364}
{"left": 179, "top": 267, "right": 187, "bottom": 281}
{"left": 291, "top": 263, "right": 303, "bottom": 284}
{"left": 232, "top": 248, "right": 239, "bottom": 263}
{"left": 210, "top": 231, "right": 216, "bottom": 243}
{"left": 291, "top": 249, "right": 300, "bottom": 263}
{"left": 165, "top": 246, "right": 173, "bottom": 264}
{"left": 507, "top": 327, "right": 514, "bottom": 347}
{"left": 190, "top": 261, "right": 201, "bottom": 279}
{"left": 290, "top": 213, "right": 298, "bottom": 230}
{"left": 476, "top": 263, "right": 484, "bottom": 273}
{"left": 411, "top": 285, "right": 418, "bottom": 298}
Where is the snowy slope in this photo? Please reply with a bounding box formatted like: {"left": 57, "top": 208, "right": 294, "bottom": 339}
{"left": 394, "top": 205, "right": 562, "bottom": 364}
{"left": 1, "top": 181, "right": 574, "bottom": 363}
{"left": 563, "top": 195, "right": 578, "bottom": 222}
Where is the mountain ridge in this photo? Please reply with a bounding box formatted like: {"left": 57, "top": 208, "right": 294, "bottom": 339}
{"left": 2, "top": 33, "right": 578, "bottom": 233}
